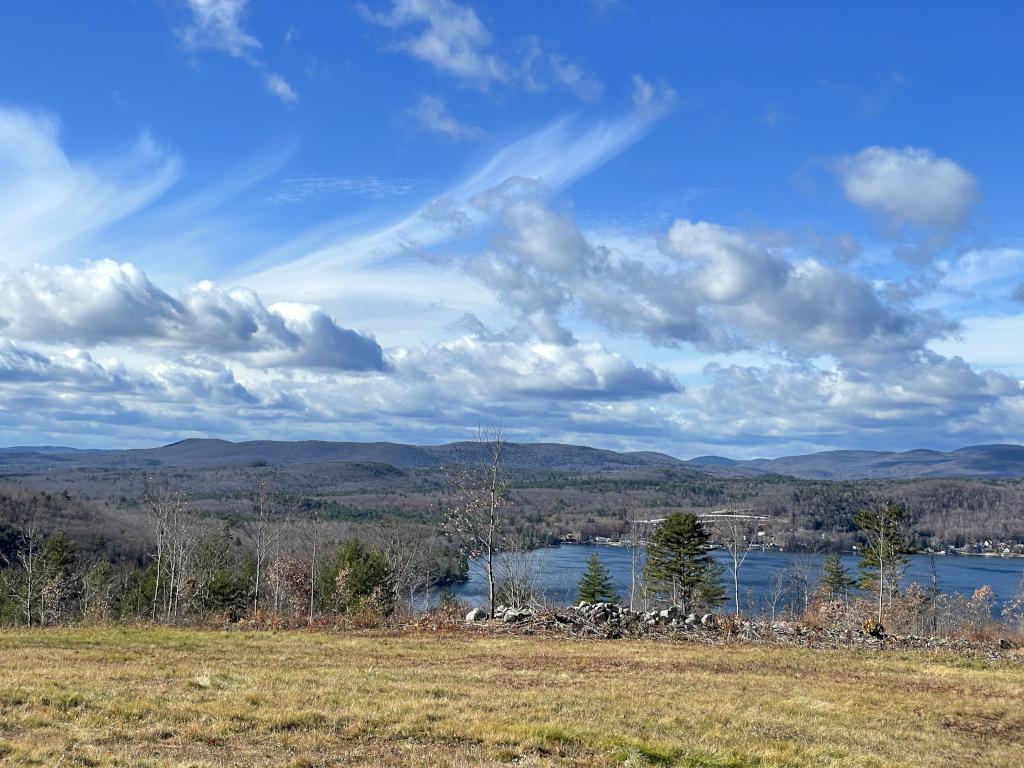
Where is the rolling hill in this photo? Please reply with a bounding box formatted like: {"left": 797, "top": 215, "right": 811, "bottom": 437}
{"left": 1, "top": 439, "right": 1023, "bottom": 479}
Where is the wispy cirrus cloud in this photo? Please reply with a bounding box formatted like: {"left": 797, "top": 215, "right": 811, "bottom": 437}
{"left": 266, "top": 175, "right": 423, "bottom": 204}
{"left": 236, "top": 107, "right": 665, "bottom": 320}
{"left": 0, "top": 107, "right": 181, "bottom": 269}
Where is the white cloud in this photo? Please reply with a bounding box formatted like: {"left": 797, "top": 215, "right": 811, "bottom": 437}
{"left": 686, "top": 353, "right": 1023, "bottom": 449}
{"left": 180, "top": 0, "right": 260, "bottom": 58}
{"left": 264, "top": 73, "right": 298, "bottom": 105}
{"left": 361, "top": 0, "right": 507, "bottom": 85}
{"left": 396, "top": 335, "right": 678, "bottom": 401}
{"left": 267, "top": 175, "right": 420, "bottom": 204}
{"left": 941, "top": 247, "right": 1024, "bottom": 295}
{"left": 237, "top": 111, "right": 661, "bottom": 321}
{"left": 521, "top": 37, "right": 603, "bottom": 101}
{"left": 408, "top": 95, "right": 482, "bottom": 140}
{"left": 467, "top": 201, "right": 952, "bottom": 369}
{"left": 631, "top": 74, "right": 676, "bottom": 112}
{"left": 0, "top": 261, "right": 385, "bottom": 371}
{"left": 836, "top": 146, "right": 979, "bottom": 243}
{"left": 0, "top": 107, "right": 181, "bottom": 268}
{"left": 361, "top": 1, "right": 603, "bottom": 100}
{"left": 179, "top": 0, "right": 298, "bottom": 105}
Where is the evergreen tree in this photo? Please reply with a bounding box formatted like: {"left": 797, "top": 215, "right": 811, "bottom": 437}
{"left": 40, "top": 530, "right": 77, "bottom": 581}
{"left": 820, "top": 553, "right": 855, "bottom": 601}
{"left": 577, "top": 553, "right": 619, "bottom": 603}
{"left": 696, "top": 559, "right": 727, "bottom": 610}
{"left": 643, "top": 513, "right": 724, "bottom": 613}
{"left": 319, "top": 539, "right": 392, "bottom": 613}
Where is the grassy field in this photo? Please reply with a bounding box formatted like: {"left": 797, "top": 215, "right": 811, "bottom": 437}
{"left": 0, "top": 628, "right": 1021, "bottom": 767}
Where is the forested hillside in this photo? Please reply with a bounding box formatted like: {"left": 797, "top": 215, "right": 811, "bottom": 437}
{"left": 3, "top": 460, "right": 1023, "bottom": 566}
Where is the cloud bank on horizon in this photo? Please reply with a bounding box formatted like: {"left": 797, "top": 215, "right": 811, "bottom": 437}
{"left": 0, "top": 0, "right": 1022, "bottom": 457}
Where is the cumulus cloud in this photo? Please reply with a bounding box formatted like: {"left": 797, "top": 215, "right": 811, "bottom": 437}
{"left": 465, "top": 196, "right": 952, "bottom": 369}
{"left": 361, "top": 0, "right": 507, "bottom": 85}
{"left": 0, "top": 107, "right": 180, "bottom": 268}
{"left": 658, "top": 220, "right": 953, "bottom": 364}
{"left": 0, "top": 340, "right": 258, "bottom": 406}
{"left": 836, "top": 146, "right": 979, "bottom": 245}
{"left": 179, "top": 0, "right": 298, "bottom": 105}
{"left": 396, "top": 335, "right": 678, "bottom": 401}
{"left": 0, "top": 261, "right": 385, "bottom": 371}
{"left": 688, "top": 352, "right": 1023, "bottom": 448}
{"left": 361, "top": 1, "right": 602, "bottom": 99}
{"left": 408, "top": 95, "right": 482, "bottom": 140}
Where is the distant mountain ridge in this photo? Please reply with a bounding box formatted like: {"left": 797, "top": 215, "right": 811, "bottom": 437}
{"left": 729, "top": 444, "right": 1024, "bottom": 480}
{"left": 0, "top": 438, "right": 686, "bottom": 474}
{"left": 0, "top": 439, "right": 1023, "bottom": 479}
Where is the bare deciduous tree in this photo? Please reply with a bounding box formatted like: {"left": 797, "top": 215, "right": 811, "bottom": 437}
{"left": 240, "top": 480, "right": 280, "bottom": 617}
{"left": 715, "top": 514, "right": 757, "bottom": 616}
{"left": 298, "top": 505, "right": 322, "bottom": 624}
{"left": 1, "top": 507, "right": 43, "bottom": 626}
{"left": 443, "top": 425, "right": 509, "bottom": 618}
{"left": 494, "top": 531, "right": 545, "bottom": 611}
{"left": 625, "top": 510, "right": 651, "bottom": 612}
{"left": 375, "top": 525, "right": 436, "bottom": 615}
{"left": 143, "top": 479, "right": 197, "bottom": 622}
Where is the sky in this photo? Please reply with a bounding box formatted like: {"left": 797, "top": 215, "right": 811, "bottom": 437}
{"left": 0, "top": 0, "right": 1023, "bottom": 458}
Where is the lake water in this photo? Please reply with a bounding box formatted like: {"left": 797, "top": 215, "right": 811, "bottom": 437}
{"left": 444, "top": 544, "right": 1024, "bottom": 612}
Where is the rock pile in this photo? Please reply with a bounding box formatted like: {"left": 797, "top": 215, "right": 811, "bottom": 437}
{"left": 461, "top": 602, "right": 1022, "bottom": 658}
{"left": 464, "top": 601, "right": 725, "bottom": 639}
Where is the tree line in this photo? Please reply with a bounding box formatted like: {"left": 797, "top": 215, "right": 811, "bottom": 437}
{"left": 0, "top": 477, "right": 467, "bottom": 627}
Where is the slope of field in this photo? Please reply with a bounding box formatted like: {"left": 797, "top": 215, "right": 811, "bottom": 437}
{"left": 0, "top": 628, "right": 1021, "bottom": 767}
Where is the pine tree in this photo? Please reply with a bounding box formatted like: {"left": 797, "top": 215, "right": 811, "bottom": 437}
{"left": 643, "top": 513, "right": 724, "bottom": 613}
{"left": 820, "top": 552, "right": 854, "bottom": 600}
{"left": 577, "top": 553, "right": 619, "bottom": 603}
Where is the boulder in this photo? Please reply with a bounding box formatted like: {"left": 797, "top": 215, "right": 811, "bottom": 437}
{"left": 465, "top": 607, "right": 487, "bottom": 623}
{"left": 700, "top": 613, "right": 717, "bottom": 628}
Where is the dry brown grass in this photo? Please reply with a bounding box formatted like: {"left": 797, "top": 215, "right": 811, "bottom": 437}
{"left": 0, "top": 626, "right": 1021, "bottom": 767}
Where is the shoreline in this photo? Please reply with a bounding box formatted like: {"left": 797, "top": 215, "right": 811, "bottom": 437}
{"left": 562, "top": 540, "right": 1024, "bottom": 559}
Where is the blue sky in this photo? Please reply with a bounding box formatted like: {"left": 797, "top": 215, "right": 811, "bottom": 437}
{"left": 0, "top": 0, "right": 1022, "bottom": 457}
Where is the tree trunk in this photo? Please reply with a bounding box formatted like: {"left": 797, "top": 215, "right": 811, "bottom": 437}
{"left": 486, "top": 540, "right": 495, "bottom": 618}
{"left": 877, "top": 525, "right": 885, "bottom": 625}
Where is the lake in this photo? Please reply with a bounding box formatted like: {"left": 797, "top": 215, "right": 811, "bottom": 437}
{"left": 444, "top": 544, "right": 1024, "bottom": 612}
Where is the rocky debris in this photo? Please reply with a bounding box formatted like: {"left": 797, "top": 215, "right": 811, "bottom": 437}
{"left": 456, "top": 602, "right": 1023, "bottom": 659}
